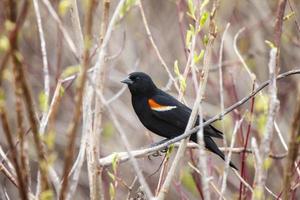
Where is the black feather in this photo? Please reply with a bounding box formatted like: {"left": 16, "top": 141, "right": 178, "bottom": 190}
{"left": 122, "top": 72, "right": 237, "bottom": 170}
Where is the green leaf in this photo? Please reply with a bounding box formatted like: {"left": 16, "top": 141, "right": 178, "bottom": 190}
{"left": 253, "top": 188, "right": 263, "bottom": 199}
{"left": 120, "top": 0, "right": 137, "bottom": 18}
{"left": 84, "top": 35, "right": 92, "bottom": 50}
{"left": 174, "top": 60, "right": 180, "bottom": 76}
{"left": 47, "top": 153, "right": 57, "bottom": 166}
{"left": 103, "top": 122, "right": 115, "bottom": 140}
{"left": 193, "top": 49, "right": 204, "bottom": 64}
{"left": 44, "top": 130, "right": 56, "bottom": 149}
{"left": 61, "top": 65, "right": 81, "bottom": 79}
{"left": 265, "top": 40, "right": 276, "bottom": 49}
{"left": 0, "top": 35, "right": 10, "bottom": 52}
{"left": 203, "top": 34, "right": 209, "bottom": 46}
{"left": 59, "top": 85, "right": 65, "bottom": 97}
{"left": 185, "top": 30, "right": 193, "bottom": 47}
{"left": 3, "top": 69, "right": 13, "bottom": 81}
{"left": 14, "top": 51, "right": 23, "bottom": 62}
{"left": 180, "top": 168, "right": 197, "bottom": 194}
{"left": 296, "top": 135, "right": 300, "bottom": 143}
{"left": 173, "top": 60, "right": 186, "bottom": 92}
{"left": 59, "top": 0, "right": 71, "bottom": 16}
{"left": 198, "top": 49, "right": 205, "bottom": 61}
{"left": 107, "top": 171, "right": 116, "bottom": 181}
{"left": 246, "top": 155, "right": 255, "bottom": 168}
{"left": 179, "top": 77, "right": 186, "bottom": 92}
{"left": 40, "top": 190, "right": 54, "bottom": 200}
{"left": 4, "top": 20, "right": 15, "bottom": 31}
{"left": 186, "top": 24, "right": 195, "bottom": 47}
{"left": 187, "top": 0, "right": 196, "bottom": 20}
{"left": 109, "top": 183, "right": 116, "bottom": 199}
{"left": 254, "top": 94, "right": 269, "bottom": 113}
{"left": 189, "top": 24, "right": 195, "bottom": 34}
{"left": 257, "top": 114, "right": 267, "bottom": 136}
{"left": 0, "top": 89, "right": 5, "bottom": 108}
{"left": 39, "top": 91, "right": 49, "bottom": 112}
{"left": 200, "top": 11, "right": 209, "bottom": 27}
{"left": 283, "top": 12, "right": 295, "bottom": 21}
{"left": 263, "top": 158, "right": 272, "bottom": 170}
{"left": 166, "top": 144, "right": 174, "bottom": 158}
{"left": 112, "top": 153, "right": 119, "bottom": 173}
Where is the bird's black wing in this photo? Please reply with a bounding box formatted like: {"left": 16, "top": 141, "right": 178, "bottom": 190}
{"left": 149, "top": 91, "right": 192, "bottom": 130}
{"left": 149, "top": 90, "right": 223, "bottom": 138}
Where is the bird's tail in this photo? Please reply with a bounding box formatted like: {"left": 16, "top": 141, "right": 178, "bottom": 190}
{"left": 192, "top": 135, "right": 238, "bottom": 170}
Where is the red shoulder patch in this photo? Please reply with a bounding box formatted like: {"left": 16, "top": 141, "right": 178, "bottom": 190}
{"left": 148, "top": 99, "right": 163, "bottom": 109}
{"left": 148, "top": 99, "right": 177, "bottom": 111}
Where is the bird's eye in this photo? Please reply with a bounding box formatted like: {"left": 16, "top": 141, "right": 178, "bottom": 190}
{"left": 135, "top": 77, "right": 140, "bottom": 80}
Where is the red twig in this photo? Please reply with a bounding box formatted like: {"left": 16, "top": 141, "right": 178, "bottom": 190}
{"left": 239, "top": 82, "right": 256, "bottom": 200}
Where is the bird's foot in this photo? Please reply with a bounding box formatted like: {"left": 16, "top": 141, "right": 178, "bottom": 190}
{"left": 147, "top": 139, "right": 170, "bottom": 160}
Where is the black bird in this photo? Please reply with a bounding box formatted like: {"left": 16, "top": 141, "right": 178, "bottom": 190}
{"left": 121, "top": 72, "right": 237, "bottom": 169}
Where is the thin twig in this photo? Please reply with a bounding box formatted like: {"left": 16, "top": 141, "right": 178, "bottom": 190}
{"left": 218, "top": 22, "right": 231, "bottom": 200}
{"left": 88, "top": 76, "right": 154, "bottom": 200}
{"left": 32, "top": 0, "right": 50, "bottom": 128}
{"left": 64, "top": 1, "right": 85, "bottom": 198}
{"left": 253, "top": 48, "right": 279, "bottom": 199}
{"left": 0, "top": 161, "right": 18, "bottom": 188}
{"left": 155, "top": 154, "right": 170, "bottom": 196}
{"left": 233, "top": 27, "right": 288, "bottom": 199}
{"left": 8, "top": 0, "right": 50, "bottom": 194}
{"left": 188, "top": 162, "right": 225, "bottom": 200}
{"left": 86, "top": 0, "right": 126, "bottom": 199}
{"left": 87, "top": 0, "right": 111, "bottom": 198}
{"left": 282, "top": 85, "right": 300, "bottom": 198}
{"left": 138, "top": 0, "right": 181, "bottom": 94}
{"left": 0, "top": 106, "right": 28, "bottom": 200}
{"left": 58, "top": 0, "right": 96, "bottom": 198}
{"left": 33, "top": 0, "right": 51, "bottom": 194}
{"left": 251, "top": 137, "right": 262, "bottom": 200}
{"left": 220, "top": 117, "right": 244, "bottom": 198}
{"left": 40, "top": 0, "right": 78, "bottom": 59}
{"left": 69, "top": 0, "right": 84, "bottom": 57}
{"left": 13, "top": 50, "right": 31, "bottom": 198}
{"left": 99, "top": 144, "right": 288, "bottom": 167}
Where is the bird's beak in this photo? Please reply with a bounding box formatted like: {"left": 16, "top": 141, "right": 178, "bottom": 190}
{"left": 121, "top": 77, "right": 133, "bottom": 85}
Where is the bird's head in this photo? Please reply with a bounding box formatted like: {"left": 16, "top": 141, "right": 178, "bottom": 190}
{"left": 121, "top": 72, "right": 157, "bottom": 96}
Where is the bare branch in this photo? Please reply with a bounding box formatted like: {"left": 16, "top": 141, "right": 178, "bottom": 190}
{"left": 0, "top": 106, "right": 28, "bottom": 200}
{"left": 59, "top": 0, "right": 96, "bottom": 198}
{"left": 221, "top": 117, "right": 244, "bottom": 198}
{"left": 40, "top": 0, "right": 78, "bottom": 59}
{"left": 253, "top": 48, "right": 279, "bottom": 198}
{"left": 283, "top": 85, "right": 300, "bottom": 198}
{"left": 88, "top": 76, "right": 154, "bottom": 199}
{"left": 138, "top": 0, "right": 181, "bottom": 94}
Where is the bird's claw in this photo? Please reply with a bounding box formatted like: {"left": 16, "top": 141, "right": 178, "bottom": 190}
{"left": 159, "top": 147, "right": 168, "bottom": 153}
{"left": 147, "top": 147, "right": 169, "bottom": 160}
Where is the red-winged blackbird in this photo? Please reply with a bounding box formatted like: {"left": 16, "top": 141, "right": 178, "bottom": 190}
{"left": 121, "top": 72, "right": 237, "bottom": 169}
